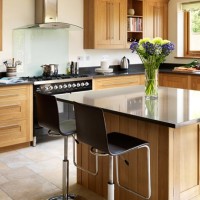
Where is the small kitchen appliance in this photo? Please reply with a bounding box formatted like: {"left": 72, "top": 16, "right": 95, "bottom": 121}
{"left": 120, "top": 56, "right": 130, "bottom": 70}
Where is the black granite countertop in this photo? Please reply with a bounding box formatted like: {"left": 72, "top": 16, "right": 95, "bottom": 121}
{"left": 79, "top": 63, "right": 200, "bottom": 78}
{"left": 56, "top": 85, "right": 200, "bottom": 128}
{"left": 0, "top": 81, "right": 33, "bottom": 87}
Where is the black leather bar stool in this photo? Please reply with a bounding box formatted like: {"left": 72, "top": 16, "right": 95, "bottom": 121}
{"left": 36, "top": 92, "right": 76, "bottom": 200}
{"left": 73, "top": 102, "right": 151, "bottom": 200}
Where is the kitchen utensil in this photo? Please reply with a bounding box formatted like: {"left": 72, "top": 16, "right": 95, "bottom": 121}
{"left": 41, "top": 64, "right": 58, "bottom": 76}
{"left": 120, "top": 56, "right": 130, "bottom": 70}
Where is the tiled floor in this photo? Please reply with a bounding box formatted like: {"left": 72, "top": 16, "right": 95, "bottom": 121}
{"left": 0, "top": 134, "right": 105, "bottom": 200}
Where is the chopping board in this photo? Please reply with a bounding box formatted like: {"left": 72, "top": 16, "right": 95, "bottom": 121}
{"left": 173, "top": 66, "right": 200, "bottom": 72}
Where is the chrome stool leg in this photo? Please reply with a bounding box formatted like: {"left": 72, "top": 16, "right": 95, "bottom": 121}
{"left": 49, "top": 137, "right": 76, "bottom": 200}
{"left": 107, "top": 156, "right": 114, "bottom": 200}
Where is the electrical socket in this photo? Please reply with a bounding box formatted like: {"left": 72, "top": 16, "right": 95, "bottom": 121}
{"left": 77, "top": 56, "right": 84, "bottom": 61}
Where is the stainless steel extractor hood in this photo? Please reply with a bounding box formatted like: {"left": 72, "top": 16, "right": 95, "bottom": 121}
{"left": 17, "top": 0, "right": 82, "bottom": 30}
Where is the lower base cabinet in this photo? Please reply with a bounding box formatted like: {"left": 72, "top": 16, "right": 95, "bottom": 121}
{"left": 0, "top": 84, "right": 33, "bottom": 149}
{"left": 93, "top": 74, "right": 145, "bottom": 90}
{"left": 159, "top": 72, "right": 200, "bottom": 90}
{"left": 77, "top": 113, "right": 200, "bottom": 200}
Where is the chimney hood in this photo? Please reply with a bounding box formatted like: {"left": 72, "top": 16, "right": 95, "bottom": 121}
{"left": 17, "top": 0, "right": 82, "bottom": 30}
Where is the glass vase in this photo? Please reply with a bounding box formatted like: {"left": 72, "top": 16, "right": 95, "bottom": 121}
{"left": 145, "top": 68, "right": 158, "bottom": 99}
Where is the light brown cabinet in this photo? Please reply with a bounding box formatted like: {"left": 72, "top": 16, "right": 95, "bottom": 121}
{"left": 84, "top": 0, "right": 127, "bottom": 49}
{"left": 159, "top": 73, "right": 190, "bottom": 89}
{"left": 93, "top": 74, "right": 144, "bottom": 90}
{"left": 143, "top": 0, "right": 168, "bottom": 39}
{"left": 159, "top": 72, "right": 200, "bottom": 91}
{"left": 0, "top": 84, "right": 33, "bottom": 149}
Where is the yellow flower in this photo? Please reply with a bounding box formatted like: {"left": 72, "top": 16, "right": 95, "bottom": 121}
{"left": 139, "top": 38, "right": 151, "bottom": 45}
{"left": 161, "top": 39, "right": 170, "bottom": 45}
{"left": 152, "top": 37, "right": 163, "bottom": 44}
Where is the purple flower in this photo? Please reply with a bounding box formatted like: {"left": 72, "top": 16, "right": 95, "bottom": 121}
{"left": 130, "top": 42, "right": 138, "bottom": 52}
{"left": 162, "top": 42, "right": 175, "bottom": 56}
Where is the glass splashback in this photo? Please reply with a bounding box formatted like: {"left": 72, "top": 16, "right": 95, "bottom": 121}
{"left": 13, "top": 28, "right": 69, "bottom": 76}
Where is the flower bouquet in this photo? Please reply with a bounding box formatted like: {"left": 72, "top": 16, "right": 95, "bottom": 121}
{"left": 130, "top": 37, "right": 175, "bottom": 99}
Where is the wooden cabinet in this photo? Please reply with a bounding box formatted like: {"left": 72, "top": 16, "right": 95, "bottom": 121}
{"left": 190, "top": 76, "right": 200, "bottom": 90}
{"left": 0, "top": 84, "right": 33, "bottom": 148}
{"left": 93, "top": 74, "right": 144, "bottom": 90}
{"left": 143, "top": 0, "right": 168, "bottom": 39}
{"left": 159, "top": 72, "right": 200, "bottom": 91}
{"left": 159, "top": 73, "right": 190, "bottom": 89}
{"left": 127, "top": 0, "right": 143, "bottom": 47}
{"left": 84, "top": 0, "right": 127, "bottom": 49}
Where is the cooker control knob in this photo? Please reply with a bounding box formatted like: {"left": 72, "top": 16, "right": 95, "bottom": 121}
{"left": 77, "top": 83, "right": 80, "bottom": 87}
{"left": 63, "top": 84, "right": 67, "bottom": 89}
{"left": 81, "top": 82, "right": 85, "bottom": 87}
{"left": 59, "top": 85, "right": 63, "bottom": 89}
{"left": 49, "top": 85, "right": 53, "bottom": 90}
{"left": 54, "top": 85, "right": 58, "bottom": 90}
{"left": 68, "top": 83, "right": 72, "bottom": 88}
{"left": 72, "top": 83, "right": 76, "bottom": 88}
{"left": 85, "top": 82, "right": 89, "bottom": 86}
{"left": 44, "top": 86, "right": 49, "bottom": 91}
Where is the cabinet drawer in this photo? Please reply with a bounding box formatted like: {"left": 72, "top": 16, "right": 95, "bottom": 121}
{"left": 0, "top": 100, "right": 26, "bottom": 121}
{"left": 93, "top": 75, "right": 143, "bottom": 90}
{"left": 0, "top": 119, "right": 29, "bottom": 147}
{"left": 159, "top": 73, "right": 189, "bottom": 89}
{"left": 0, "top": 85, "right": 28, "bottom": 102}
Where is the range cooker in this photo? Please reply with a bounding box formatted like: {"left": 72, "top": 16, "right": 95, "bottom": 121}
{"left": 22, "top": 74, "right": 92, "bottom": 94}
{"left": 22, "top": 74, "right": 93, "bottom": 146}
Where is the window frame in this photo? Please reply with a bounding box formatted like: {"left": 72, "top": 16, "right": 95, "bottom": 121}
{"left": 184, "top": 11, "right": 200, "bottom": 57}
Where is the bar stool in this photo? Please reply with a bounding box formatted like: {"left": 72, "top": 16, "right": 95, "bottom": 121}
{"left": 73, "top": 102, "right": 151, "bottom": 200}
{"left": 36, "top": 92, "right": 76, "bottom": 200}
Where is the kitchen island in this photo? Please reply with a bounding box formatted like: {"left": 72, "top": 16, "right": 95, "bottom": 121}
{"left": 57, "top": 85, "right": 200, "bottom": 200}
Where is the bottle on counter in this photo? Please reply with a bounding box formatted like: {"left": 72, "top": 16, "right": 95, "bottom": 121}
{"left": 75, "top": 62, "right": 79, "bottom": 75}
{"left": 70, "top": 61, "right": 75, "bottom": 75}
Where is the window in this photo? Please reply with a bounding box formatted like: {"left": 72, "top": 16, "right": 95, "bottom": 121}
{"left": 182, "top": 2, "right": 200, "bottom": 57}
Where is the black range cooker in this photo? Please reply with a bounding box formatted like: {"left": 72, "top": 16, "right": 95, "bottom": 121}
{"left": 22, "top": 74, "right": 92, "bottom": 94}
{"left": 21, "top": 74, "right": 93, "bottom": 146}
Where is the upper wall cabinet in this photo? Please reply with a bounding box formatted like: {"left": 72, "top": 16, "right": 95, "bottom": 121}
{"left": 84, "top": 0, "right": 127, "bottom": 49}
{"left": 143, "top": 0, "right": 168, "bottom": 39}
{"left": 0, "top": 0, "right": 2, "bottom": 51}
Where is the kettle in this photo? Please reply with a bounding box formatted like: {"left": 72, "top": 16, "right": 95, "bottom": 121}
{"left": 120, "top": 56, "right": 129, "bottom": 70}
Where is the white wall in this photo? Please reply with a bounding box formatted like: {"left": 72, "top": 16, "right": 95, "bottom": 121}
{"left": 1, "top": 0, "right": 198, "bottom": 74}
{"left": 0, "top": 0, "right": 139, "bottom": 75}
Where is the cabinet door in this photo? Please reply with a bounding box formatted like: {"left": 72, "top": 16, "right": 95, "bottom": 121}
{"left": 143, "top": 0, "right": 168, "bottom": 39}
{"left": 95, "top": 0, "right": 126, "bottom": 48}
{"left": 84, "top": 0, "right": 126, "bottom": 49}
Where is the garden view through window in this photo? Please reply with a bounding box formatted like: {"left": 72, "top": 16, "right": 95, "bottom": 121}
{"left": 189, "top": 10, "right": 200, "bottom": 51}
{"left": 182, "top": 2, "right": 200, "bottom": 57}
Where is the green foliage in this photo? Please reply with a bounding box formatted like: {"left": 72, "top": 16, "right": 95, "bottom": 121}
{"left": 191, "top": 10, "right": 200, "bottom": 33}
